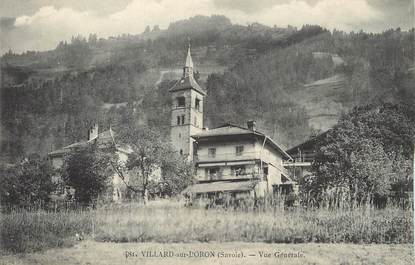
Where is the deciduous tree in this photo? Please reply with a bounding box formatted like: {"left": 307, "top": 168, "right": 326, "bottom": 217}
{"left": 0, "top": 157, "right": 55, "bottom": 208}
{"left": 63, "top": 144, "right": 113, "bottom": 205}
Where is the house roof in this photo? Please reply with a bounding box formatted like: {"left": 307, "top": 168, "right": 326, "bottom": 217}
{"left": 286, "top": 130, "right": 331, "bottom": 154}
{"left": 191, "top": 123, "right": 292, "bottom": 160}
{"left": 169, "top": 75, "right": 206, "bottom": 95}
{"left": 193, "top": 124, "right": 252, "bottom": 137}
{"left": 48, "top": 128, "right": 125, "bottom": 157}
{"left": 182, "top": 180, "right": 257, "bottom": 194}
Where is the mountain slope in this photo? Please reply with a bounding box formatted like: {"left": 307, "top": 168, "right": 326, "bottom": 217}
{"left": 292, "top": 74, "right": 348, "bottom": 131}
{"left": 1, "top": 16, "right": 414, "bottom": 162}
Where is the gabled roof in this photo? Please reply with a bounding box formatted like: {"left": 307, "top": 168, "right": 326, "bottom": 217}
{"left": 192, "top": 123, "right": 252, "bottom": 137}
{"left": 286, "top": 130, "right": 331, "bottom": 154}
{"left": 192, "top": 123, "right": 292, "bottom": 160}
{"left": 48, "top": 129, "right": 128, "bottom": 157}
{"left": 169, "top": 75, "right": 206, "bottom": 95}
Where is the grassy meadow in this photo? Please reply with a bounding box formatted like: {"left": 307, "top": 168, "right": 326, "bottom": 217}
{"left": 1, "top": 200, "right": 413, "bottom": 255}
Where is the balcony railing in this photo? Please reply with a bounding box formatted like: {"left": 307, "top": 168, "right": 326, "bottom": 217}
{"left": 290, "top": 153, "right": 315, "bottom": 163}
{"left": 195, "top": 151, "right": 259, "bottom": 163}
{"left": 197, "top": 172, "right": 264, "bottom": 182}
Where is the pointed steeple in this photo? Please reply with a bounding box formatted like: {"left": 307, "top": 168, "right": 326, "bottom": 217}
{"left": 183, "top": 40, "right": 193, "bottom": 77}
{"left": 185, "top": 44, "right": 193, "bottom": 68}
{"left": 169, "top": 40, "right": 206, "bottom": 95}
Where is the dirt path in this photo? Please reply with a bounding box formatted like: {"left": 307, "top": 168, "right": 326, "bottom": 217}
{"left": 1, "top": 241, "right": 413, "bottom": 265}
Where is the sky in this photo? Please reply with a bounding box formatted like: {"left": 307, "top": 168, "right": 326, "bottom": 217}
{"left": 0, "top": 0, "right": 413, "bottom": 54}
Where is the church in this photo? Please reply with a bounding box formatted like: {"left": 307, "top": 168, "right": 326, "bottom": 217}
{"left": 170, "top": 46, "right": 297, "bottom": 202}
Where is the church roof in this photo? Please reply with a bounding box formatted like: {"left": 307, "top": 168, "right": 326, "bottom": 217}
{"left": 169, "top": 75, "right": 206, "bottom": 95}
{"left": 169, "top": 44, "right": 206, "bottom": 95}
{"left": 191, "top": 123, "right": 292, "bottom": 160}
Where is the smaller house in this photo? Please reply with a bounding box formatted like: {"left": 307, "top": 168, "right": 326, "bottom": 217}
{"left": 284, "top": 130, "right": 330, "bottom": 180}
{"left": 48, "top": 124, "right": 130, "bottom": 202}
{"left": 183, "top": 121, "right": 297, "bottom": 203}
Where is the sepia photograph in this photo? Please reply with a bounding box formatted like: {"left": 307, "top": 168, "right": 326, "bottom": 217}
{"left": 0, "top": 0, "right": 414, "bottom": 264}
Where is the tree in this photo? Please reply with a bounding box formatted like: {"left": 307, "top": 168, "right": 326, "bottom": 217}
{"left": 63, "top": 144, "right": 113, "bottom": 205}
{"left": 112, "top": 125, "right": 194, "bottom": 203}
{"left": 310, "top": 103, "right": 415, "bottom": 208}
{"left": 312, "top": 137, "right": 393, "bottom": 208}
{"left": 88, "top": 33, "right": 98, "bottom": 46}
{"left": 113, "top": 125, "right": 167, "bottom": 203}
{"left": 0, "top": 157, "right": 55, "bottom": 209}
{"left": 159, "top": 151, "right": 195, "bottom": 197}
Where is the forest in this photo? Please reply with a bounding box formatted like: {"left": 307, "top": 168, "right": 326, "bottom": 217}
{"left": 1, "top": 15, "right": 414, "bottom": 162}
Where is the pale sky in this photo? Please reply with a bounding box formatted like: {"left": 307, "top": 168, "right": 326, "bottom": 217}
{"left": 1, "top": 0, "right": 413, "bottom": 54}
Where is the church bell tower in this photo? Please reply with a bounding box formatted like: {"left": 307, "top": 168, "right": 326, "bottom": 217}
{"left": 169, "top": 44, "right": 205, "bottom": 160}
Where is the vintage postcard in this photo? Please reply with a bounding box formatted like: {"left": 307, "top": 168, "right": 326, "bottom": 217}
{"left": 0, "top": 1, "right": 414, "bottom": 264}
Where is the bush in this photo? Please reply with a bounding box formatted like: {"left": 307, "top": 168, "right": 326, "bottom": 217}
{"left": 0, "top": 157, "right": 55, "bottom": 209}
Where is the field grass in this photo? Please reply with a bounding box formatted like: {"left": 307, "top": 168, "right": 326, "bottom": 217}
{"left": 93, "top": 201, "right": 413, "bottom": 245}
{"left": 0, "top": 209, "right": 94, "bottom": 254}
{"left": 0, "top": 200, "right": 413, "bottom": 255}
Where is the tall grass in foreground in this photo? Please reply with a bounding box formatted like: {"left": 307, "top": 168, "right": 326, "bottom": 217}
{"left": 1, "top": 200, "right": 413, "bottom": 254}
{"left": 0, "top": 209, "right": 94, "bottom": 254}
{"left": 94, "top": 201, "right": 413, "bottom": 244}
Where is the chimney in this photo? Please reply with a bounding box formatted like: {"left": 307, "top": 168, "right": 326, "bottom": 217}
{"left": 247, "top": 120, "right": 256, "bottom": 131}
{"left": 88, "top": 123, "right": 99, "bottom": 141}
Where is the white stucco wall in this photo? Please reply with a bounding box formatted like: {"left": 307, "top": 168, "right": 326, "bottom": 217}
{"left": 195, "top": 137, "right": 286, "bottom": 195}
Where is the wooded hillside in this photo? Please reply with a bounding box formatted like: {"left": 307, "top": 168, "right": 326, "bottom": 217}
{"left": 1, "top": 15, "right": 414, "bottom": 162}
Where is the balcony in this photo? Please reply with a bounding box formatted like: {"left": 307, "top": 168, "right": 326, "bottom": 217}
{"left": 197, "top": 172, "right": 264, "bottom": 182}
{"left": 290, "top": 152, "right": 315, "bottom": 163}
{"left": 195, "top": 151, "right": 259, "bottom": 163}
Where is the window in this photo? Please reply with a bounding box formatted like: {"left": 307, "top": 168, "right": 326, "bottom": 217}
{"left": 208, "top": 148, "right": 216, "bottom": 158}
{"left": 205, "top": 167, "right": 221, "bottom": 179}
{"left": 177, "top": 116, "right": 180, "bottom": 125}
{"left": 235, "top": 145, "right": 244, "bottom": 156}
{"left": 195, "top": 98, "right": 201, "bottom": 110}
{"left": 231, "top": 165, "right": 246, "bottom": 176}
{"left": 178, "top": 133, "right": 181, "bottom": 138}
{"left": 177, "top": 97, "right": 185, "bottom": 107}
{"left": 181, "top": 115, "right": 185, "bottom": 125}
{"left": 179, "top": 149, "right": 183, "bottom": 155}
